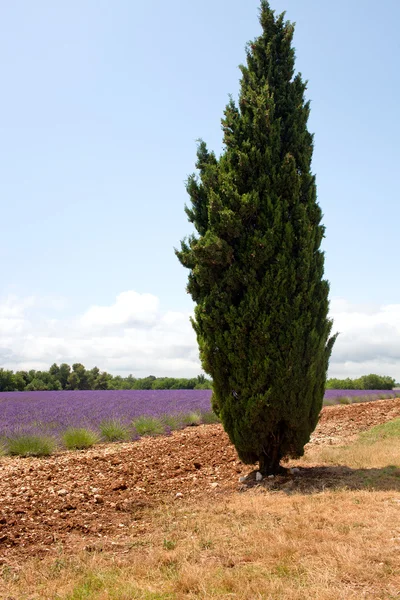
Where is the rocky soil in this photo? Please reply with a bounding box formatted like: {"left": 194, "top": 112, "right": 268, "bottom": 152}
{"left": 1, "top": 398, "right": 399, "bottom": 562}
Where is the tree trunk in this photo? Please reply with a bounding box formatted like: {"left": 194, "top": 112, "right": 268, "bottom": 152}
{"left": 258, "top": 444, "right": 287, "bottom": 476}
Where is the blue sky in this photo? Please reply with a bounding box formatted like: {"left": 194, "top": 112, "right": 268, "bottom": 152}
{"left": 1, "top": 0, "right": 400, "bottom": 379}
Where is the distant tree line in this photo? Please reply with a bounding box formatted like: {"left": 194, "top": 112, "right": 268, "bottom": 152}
{"left": 0, "top": 365, "right": 395, "bottom": 393}
{"left": 0, "top": 363, "right": 213, "bottom": 392}
{"left": 326, "top": 374, "right": 395, "bottom": 390}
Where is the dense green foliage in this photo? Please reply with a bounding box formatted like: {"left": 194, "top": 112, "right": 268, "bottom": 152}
{"left": 0, "top": 364, "right": 212, "bottom": 392}
{"left": 326, "top": 374, "right": 395, "bottom": 390}
{"left": 176, "top": 1, "right": 336, "bottom": 473}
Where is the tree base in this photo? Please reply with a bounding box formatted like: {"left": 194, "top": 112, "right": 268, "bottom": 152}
{"left": 258, "top": 456, "right": 287, "bottom": 476}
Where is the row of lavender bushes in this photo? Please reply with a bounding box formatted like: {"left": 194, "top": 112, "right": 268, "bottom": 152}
{"left": 0, "top": 409, "right": 220, "bottom": 457}
{"left": 0, "top": 389, "right": 397, "bottom": 458}
{"left": 323, "top": 390, "right": 397, "bottom": 405}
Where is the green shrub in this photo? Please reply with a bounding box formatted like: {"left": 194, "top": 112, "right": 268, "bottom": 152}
{"left": 180, "top": 411, "right": 202, "bottom": 426}
{"left": 133, "top": 416, "right": 164, "bottom": 436}
{"left": 63, "top": 428, "right": 99, "bottom": 450}
{"left": 377, "top": 392, "right": 394, "bottom": 400}
{"left": 322, "top": 399, "right": 336, "bottom": 407}
{"left": 99, "top": 419, "right": 130, "bottom": 442}
{"left": 338, "top": 396, "right": 352, "bottom": 405}
{"left": 161, "top": 413, "right": 185, "bottom": 431}
{"left": 350, "top": 395, "right": 364, "bottom": 404}
{"left": 7, "top": 434, "right": 55, "bottom": 457}
{"left": 201, "top": 411, "right": 220, "bottom": 424}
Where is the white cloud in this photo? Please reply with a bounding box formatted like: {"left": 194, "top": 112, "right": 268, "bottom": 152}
{"left": 0, "top": 295, "right": 35, "bottom": 318}
{"left": 80, "top": 291, "right": 160, "bottom": 329}
{"left": 0, "top": 291, "right": 200, "bottom": 377}
{"left": 0, "top": 318, "right": 26, "bottom": 334}
{"left": 329, "top": 298, "right": 400, "bottom": 380}
{"left": 0, "top": 292, "right": 399, "bottom": 381}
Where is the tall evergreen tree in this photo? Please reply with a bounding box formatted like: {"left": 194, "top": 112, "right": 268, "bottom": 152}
{"left": 176, "top": 1, "right": 336, "bottom": 474}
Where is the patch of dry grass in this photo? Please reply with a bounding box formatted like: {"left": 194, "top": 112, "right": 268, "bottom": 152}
{"left": 301, "top": 437, "right": 400, "bottom": 472}
{"left": 2, "top": 488, "right": 400, "bottom": 600}
{"left": 300, "top": 417, "right": 400, "bottom": 471}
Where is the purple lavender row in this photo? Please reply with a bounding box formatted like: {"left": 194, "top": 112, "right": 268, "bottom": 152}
{"left": 0, "top": 390, "right": 213, "bottom": 439}
{"left": 323, "top": 389, "right": 397, "bottom": 400}
{"left": 0, "top": 389, "right": 397, "bottom": 440}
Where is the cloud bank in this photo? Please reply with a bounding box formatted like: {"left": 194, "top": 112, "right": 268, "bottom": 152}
{"left": 328, "top": 298, "right": 400, "bottom": 380}
{"left": 0, "top": 292, "right": 399, "bottom": 381}
{"left": 0, "top": 292, "right": 199, "bottom": 377}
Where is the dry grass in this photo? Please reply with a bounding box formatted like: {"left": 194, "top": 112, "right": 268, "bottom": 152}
{"left": 300, "top": 417, "right": 400, "bottom": 471}
{"left": 301, "top": 437, "right": 400, "bottom": 471}
{"left": 2, "top": 490, "right": 399, "bottom": 599}
{"left": 2, "top": 420, "right": 400, "bottom": 600}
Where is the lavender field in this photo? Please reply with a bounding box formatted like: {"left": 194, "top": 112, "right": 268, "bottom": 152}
{"left": 0, "top": 390, "right": 213, "bottom": 441}
{"left": 0, "top": 389, "right": 397, "bottom": 444}
{"left": 323, "top": 389, "right": 397, "bottom": 403}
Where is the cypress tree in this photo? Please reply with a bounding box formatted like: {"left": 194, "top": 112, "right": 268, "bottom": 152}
{"left": 176, "top": 1, "right": 336, "bottom": 475}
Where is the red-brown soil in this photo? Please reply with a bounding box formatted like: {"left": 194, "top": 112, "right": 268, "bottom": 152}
{"left": 1, "top": 398, "right": 399, "bottom": 562}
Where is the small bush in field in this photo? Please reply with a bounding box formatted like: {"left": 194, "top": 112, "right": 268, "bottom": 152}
{"left": 99, "top": 419, "right": 130, "bottom": 442}
{"left": 323, "top": 398, "right": 336, "bottom": 407}
{"left": 338, "top": 396, "right": 352, "bottom": 405}
{"left": 133, "top": 416, "right": 164, "bottom": 436}
{"left": 7, "top": 435, "right": 55, "bottom": 457}
{"left": 201, "top": 411, "right": 220, "bottom": 424}
{"left": 349, "top": 395, "right": 363, "bottom": 404}
{"left": 180, "top": 411, "right": 202, "bottom": 426}
{"left": 63, "top": 428, "right": 99, "bottom": 450}
{"left": 161, "top": 413, "right": 185, "bottom": 431}
{"left": 377, "top": 392, "right": 394, "bottom": 400}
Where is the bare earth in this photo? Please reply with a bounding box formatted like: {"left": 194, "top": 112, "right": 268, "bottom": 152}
{"left": 1, "top": 398, "right": 400, "bottom": 563}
